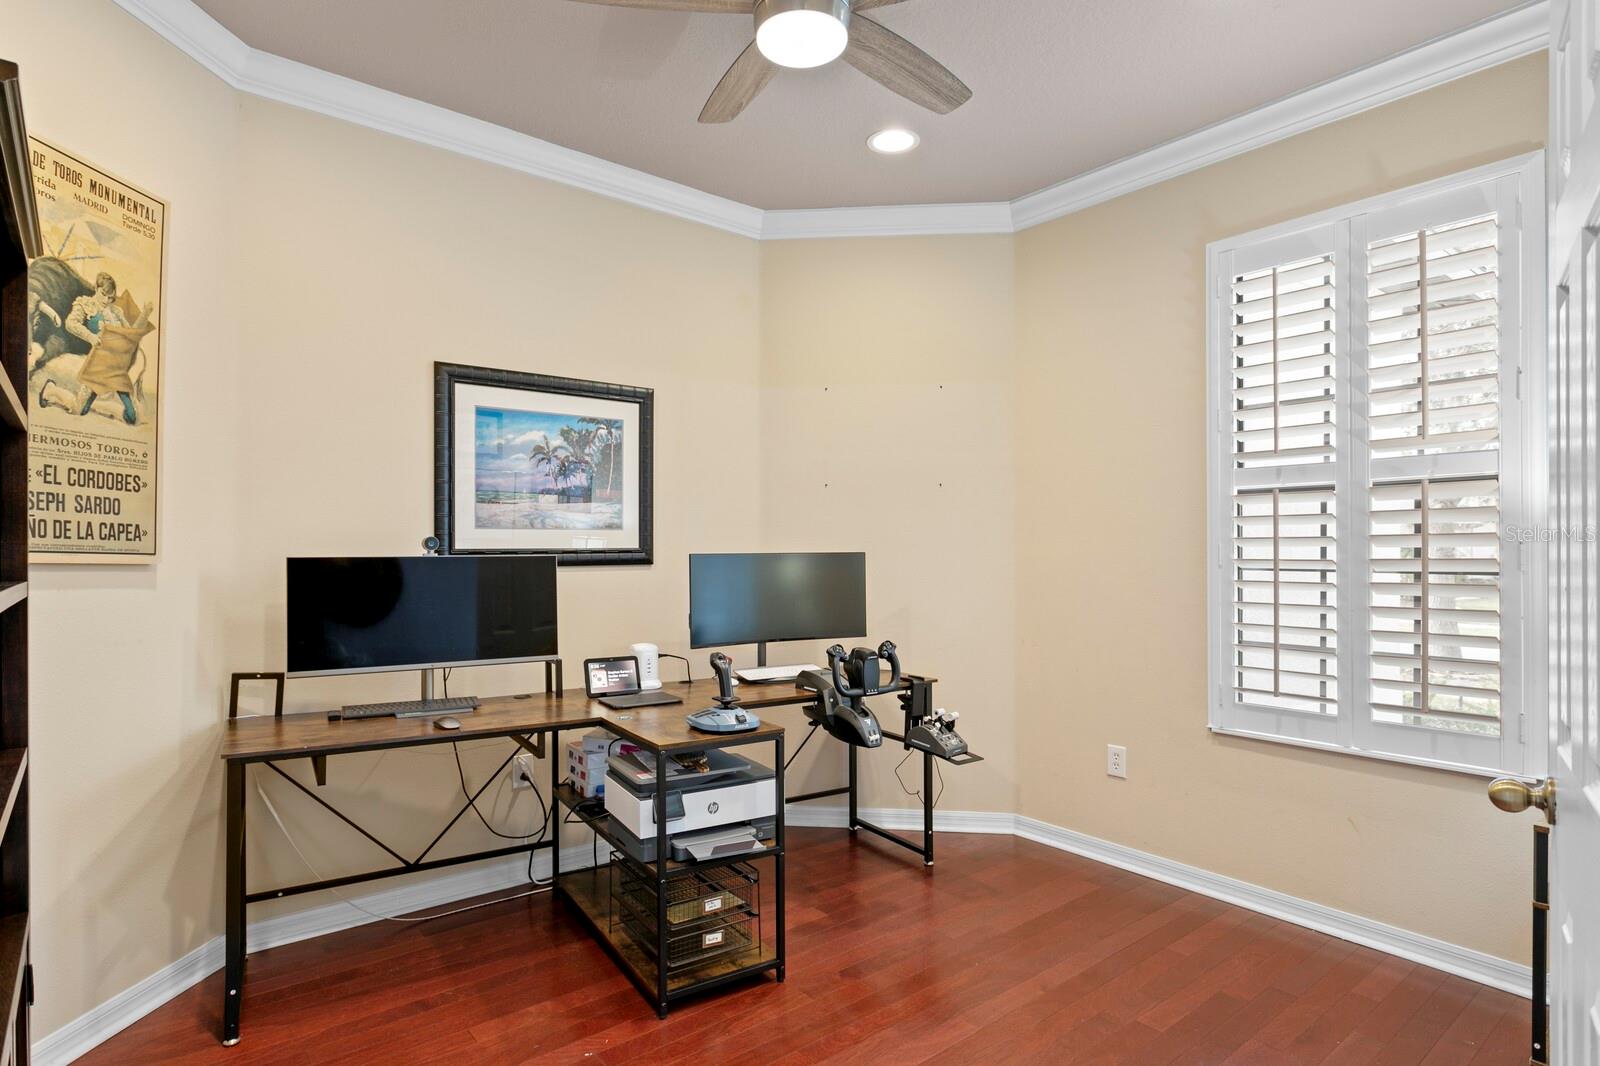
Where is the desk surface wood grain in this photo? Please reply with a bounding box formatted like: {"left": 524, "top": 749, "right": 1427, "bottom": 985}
{"left": 220, "top": 678, "right": 835, "bottom": 761}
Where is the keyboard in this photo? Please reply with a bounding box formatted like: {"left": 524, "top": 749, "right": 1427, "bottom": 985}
{"left": 734, "top": 664, "right": 820, "bottom": 685}
{"left": 337, "top": 696, "right": 481, "bottom": 720}
{"left": 599, "top": 690, "right": 683, "bottom": 710}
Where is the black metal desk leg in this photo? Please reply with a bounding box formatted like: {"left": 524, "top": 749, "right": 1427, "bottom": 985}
{"left": 222, "top": 760, "right": 246, "bottom": 1045}
{"left": 848, "top": 744, "right": 858, "bottom": 831}
{"left": 550, "top": 729, "right": 561, "bottom": 885}
{"left": 774, "top": 734, "right": 785, "bottom": 982}
{"left": 654, "top": 747, "right": 669, "bottom": 1018}
{"left": 922, "top": 751, "right": 934, "bottom": 867}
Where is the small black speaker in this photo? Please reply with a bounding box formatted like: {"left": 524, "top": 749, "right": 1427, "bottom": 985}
{"left": 421, "top": 535, "right": 442, "bottom": 555}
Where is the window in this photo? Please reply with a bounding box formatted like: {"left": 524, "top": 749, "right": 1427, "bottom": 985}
{"left": 1206, "top": 154, "right": 1545, "bottom": 777}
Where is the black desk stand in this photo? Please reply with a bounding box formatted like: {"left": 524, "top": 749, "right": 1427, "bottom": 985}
{"left": 220, "top": 666, "right": 563, "bottom": 1046}
{"left": 788, "top": 724, "right": 981, "bottom": 867}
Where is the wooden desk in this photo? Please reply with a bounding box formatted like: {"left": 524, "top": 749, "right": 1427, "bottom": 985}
{"left": 219, "top": 679, "right": 816, "bottom": 1043}
{"left": 222, "top": 679, "right": 804, "bottom": 763}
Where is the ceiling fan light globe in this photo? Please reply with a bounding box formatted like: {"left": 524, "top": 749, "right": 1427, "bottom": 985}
{"left": 754, "top": 0, "right": 851, "bottom": 70}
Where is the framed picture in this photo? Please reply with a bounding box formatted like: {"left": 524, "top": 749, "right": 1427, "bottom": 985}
{"left": 26, "top": 138, "right": 166, "bottom": 564}
{"left": 434, "top": 362, "right": 653, "bottom": 565}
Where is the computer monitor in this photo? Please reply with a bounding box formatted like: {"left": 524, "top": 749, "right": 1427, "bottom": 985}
{"left": 688, "top": 552, "right": 866, "bottom": 664}
{"left": 287, "top": 555, "right": 558, "bottom": 677}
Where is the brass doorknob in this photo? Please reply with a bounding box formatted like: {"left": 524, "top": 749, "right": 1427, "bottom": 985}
{"left": 1488, "top": 777, "right": 1556, "bottom": 823}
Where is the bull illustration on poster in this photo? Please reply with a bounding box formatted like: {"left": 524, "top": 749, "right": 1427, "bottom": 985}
{"left": 24, "top": 138, "right": 164, "bottom": 563}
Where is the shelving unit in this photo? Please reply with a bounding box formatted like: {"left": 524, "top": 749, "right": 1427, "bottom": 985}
{"left": 0, "top": 58, "right": 36, "bottom": 1066}
{"left": 551, "top": 735, "right": 785, "bottom": 1018}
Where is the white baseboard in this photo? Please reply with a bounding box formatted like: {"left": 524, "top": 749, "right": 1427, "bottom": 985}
{"left": 31, "top": 845, "right": 594, "bottom": 1066}
{"left": 1008, "top": 815, "right": 1533, "bottom": 999}
{"left": 787, "top": 804, "right": 1529, "bottom": 999}
{"left": 784, "top": 803, "right": 1016, "bottom": 835}
{"left": 34, "top": 810, "right": 1531, "bottom": 1064}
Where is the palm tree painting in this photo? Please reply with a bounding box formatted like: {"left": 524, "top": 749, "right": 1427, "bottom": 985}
{"left": 474, "top": 406, "right": 624, "bottom": 531}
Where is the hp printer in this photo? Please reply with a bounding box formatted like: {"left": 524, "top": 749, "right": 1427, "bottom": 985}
{"left": 604, "top": 748, "right": 776, "bottom": 839}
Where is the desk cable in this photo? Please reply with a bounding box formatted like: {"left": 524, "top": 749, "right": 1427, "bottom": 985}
{"left": 658, "top": 653, "right": 693, "bottom": 685}
{"left": 894, "top": 751, "right": 945, "bottom": 808}
{"left": 252, "top": 772, "right": 551, "bottom": 923}
{"left": 441, "top": 669, "right": 557, "bottom": 882}
{"left": 451, "top": 744, "right": 550, "bottom": 841}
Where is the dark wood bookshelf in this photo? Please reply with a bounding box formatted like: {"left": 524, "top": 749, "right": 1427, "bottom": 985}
{"left": 0, "top": 376, "right": 20, "bottom": 434}
{"left": 0, "top": 56, "right": 37, "bottom": 1066}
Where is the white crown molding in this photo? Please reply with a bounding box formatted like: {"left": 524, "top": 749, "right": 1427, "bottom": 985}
{"left": 34, "top": 812, "right": 1528, "bottom": 1064}
{"left": 107, "top": 0, "right": 249, "bottom": 83}
{"left": 109, "top": 0, "right": 1547, "bottom": 241}
{"left": 107, "top": 0, "right": 765, "bottom": 239}
{"left": 761, "top": 202, "right": 1015, "bottom": 240}
{"left": 1009, "top": 1, "right": 1551, "bottom": 230}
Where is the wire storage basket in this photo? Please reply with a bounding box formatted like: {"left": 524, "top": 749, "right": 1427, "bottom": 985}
{"left": 612, "top": 858, "right": 762, "bottom": 972}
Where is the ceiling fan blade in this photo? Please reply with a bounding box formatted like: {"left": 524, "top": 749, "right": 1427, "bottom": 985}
{"left": 852, "top": 0, "right": 912, "bottom": 9}
{"left": 700, "top": 40, "right": 780, "bottom": 123}
{"left": 843, "top": 14, "right": 972, "bottom": 114}
{"left": 564, "top": 0, "right": 752, "bottom": 12}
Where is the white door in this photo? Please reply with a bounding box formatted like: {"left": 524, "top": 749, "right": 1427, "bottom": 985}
{"left": 1544, "top": 3, "right": 1600, "bottom": 1062}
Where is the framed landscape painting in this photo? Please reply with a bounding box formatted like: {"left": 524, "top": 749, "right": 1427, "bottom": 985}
{"left": 434, "top": 362, "right": 653, "bottom": 565}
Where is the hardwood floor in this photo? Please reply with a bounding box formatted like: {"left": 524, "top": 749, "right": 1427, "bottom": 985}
{"left": 77, "top": 829, "right": 1528, "bottom": 1064}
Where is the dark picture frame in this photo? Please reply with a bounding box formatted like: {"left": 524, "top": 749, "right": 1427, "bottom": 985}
{"left": 433, "top": 362, "right": 654, "bottom": 565}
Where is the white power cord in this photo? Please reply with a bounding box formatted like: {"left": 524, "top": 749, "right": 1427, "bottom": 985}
{"left": 252, "top": 772, "right": 551, "bottom": 923}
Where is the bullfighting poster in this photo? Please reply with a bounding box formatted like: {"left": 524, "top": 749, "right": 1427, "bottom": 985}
{"left": 25, "top": 138, "right": 164, "bottom": 563}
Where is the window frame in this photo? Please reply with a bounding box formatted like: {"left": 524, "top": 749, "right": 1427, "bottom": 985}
{"left": 1205, "top": 152, "right": 1547, "bottom": 779}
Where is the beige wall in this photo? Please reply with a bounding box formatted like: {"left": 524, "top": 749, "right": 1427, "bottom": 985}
{"left": 7, "top": 0, "right": 1549, "bottom": 1046}
{"left": 7, "top": 0, "right": 248, "bottom": 1040}
{"left": 228, "top": 95, "right": 765, "bottom": 906}
{"left": 13, "top": 0, "right": 763, "bottom": 1037}
{"left": 1014, "top": 52, "right": 1548, "bottom": 964}
{"left": 757, "top": 238, "right": 1016, "bottom": 812}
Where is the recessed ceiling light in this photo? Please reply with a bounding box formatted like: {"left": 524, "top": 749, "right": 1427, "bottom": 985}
{"left": 755, "top": 0, "right": 851, "bottom": 70}
{"left": 867, "top": 128, "right": 920, "bottom": 155}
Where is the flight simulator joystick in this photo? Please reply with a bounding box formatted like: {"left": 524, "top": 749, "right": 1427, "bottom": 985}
{"left": 797, "top": 641, "right": 900, "bottom": 749}
{"left": 686, "top": 652, "right": 760, "bottom": 734}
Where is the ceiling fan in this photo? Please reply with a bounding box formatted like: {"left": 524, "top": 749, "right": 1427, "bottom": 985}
{"left": 567, "top": 0, "right": 972, "bottom": 123}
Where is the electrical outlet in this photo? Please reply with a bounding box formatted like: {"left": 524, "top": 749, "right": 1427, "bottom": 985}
{"left": 1107, "top": 745, "right": 1127, "bottom": 779}
{"left": 512, "top": 753, "right": 533, "bottom": 790}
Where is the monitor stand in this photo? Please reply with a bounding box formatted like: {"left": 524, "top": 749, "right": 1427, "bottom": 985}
{"left": 414, "top": 659, "right": 564, "bottom": 701}
{"left": 736, "top": 642, "right": 820, "bottom": 685}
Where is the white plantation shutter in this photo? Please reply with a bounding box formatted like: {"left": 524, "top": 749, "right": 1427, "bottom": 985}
{"left": 1230, "top": 488, "right": 1337, "bottom": 715}
{"left": 1368, "top": 478, "right": 1502, "bottom": 734}
{"left": 1215, "top": 226, "right": 1346, "bottom": 748}
{"left": 1208, "top": 156, "right": 1542, "bottom": 776}
{"left": 1366, "top": 216, "right": 1502, "bottom": 457}
{"left": 1230, "top": 256, "right": 1338, "bottom": 468}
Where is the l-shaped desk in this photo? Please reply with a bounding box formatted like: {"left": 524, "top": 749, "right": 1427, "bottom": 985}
{"left": 218, "top": 674, "right": 960, "bottom": 1045}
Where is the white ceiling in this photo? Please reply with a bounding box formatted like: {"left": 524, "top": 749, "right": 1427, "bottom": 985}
{"left": 188, "top": 0, "right": 1530, "bottom": 211}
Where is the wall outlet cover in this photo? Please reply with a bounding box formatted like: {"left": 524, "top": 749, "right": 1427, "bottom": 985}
{"left": 1107, "top": 745, "right": 1127, "bottom": 779}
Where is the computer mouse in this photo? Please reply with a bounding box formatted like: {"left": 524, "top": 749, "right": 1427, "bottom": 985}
{"left": 434, "top": 716, "right": 462, "bottom": 731}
